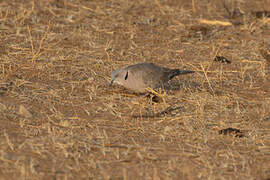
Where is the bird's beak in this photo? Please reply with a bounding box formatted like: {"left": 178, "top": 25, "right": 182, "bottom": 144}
{"left": 109, "top": 80, "right": 114, "bottom": 86}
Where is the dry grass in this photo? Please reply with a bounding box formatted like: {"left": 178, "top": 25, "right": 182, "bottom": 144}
{"left": 0, "top": 0, "right": 270, "bottom": 179}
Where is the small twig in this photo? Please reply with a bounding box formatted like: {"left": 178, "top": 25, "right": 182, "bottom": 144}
{"left": 200, "top": 63, "right": 215, "bottom": 95}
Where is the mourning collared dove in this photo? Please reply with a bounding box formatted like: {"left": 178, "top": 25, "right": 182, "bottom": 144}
{"left": 110, "top": 62, "right": 194, "bottom": 93}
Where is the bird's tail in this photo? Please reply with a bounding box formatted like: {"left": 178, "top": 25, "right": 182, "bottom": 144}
{"left": 169, "top": 69, "right": 195, "bottom": 79}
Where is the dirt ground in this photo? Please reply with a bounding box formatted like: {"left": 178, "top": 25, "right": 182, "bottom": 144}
{"left": 0, "top": 0, "right": 270, "bottom": 179}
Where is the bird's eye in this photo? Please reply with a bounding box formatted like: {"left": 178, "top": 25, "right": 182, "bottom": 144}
{"left": 124, "top": 71, "right": 128, "bottom": 80}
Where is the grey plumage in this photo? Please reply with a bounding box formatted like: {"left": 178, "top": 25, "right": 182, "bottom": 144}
{"left": 110, "top": 62, "right": 194, "bottom": 93}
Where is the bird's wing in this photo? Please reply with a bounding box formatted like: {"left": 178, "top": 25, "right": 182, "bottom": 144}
{"left": 131, "top": 64, "right": 168, "bottom": 88}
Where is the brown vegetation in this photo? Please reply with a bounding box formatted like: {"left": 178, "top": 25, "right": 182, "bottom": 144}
{"left": 0, "top": 0, "right": 270, "bottom": 179}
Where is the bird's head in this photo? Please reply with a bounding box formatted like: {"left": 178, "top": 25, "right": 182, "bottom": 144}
{"left": 110, "top": 69, "right": 129, "bottom": 86}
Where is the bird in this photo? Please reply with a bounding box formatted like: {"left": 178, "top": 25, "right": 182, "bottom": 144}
{"left": 110, "top": 62, "right": 194, "bottom": 93}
